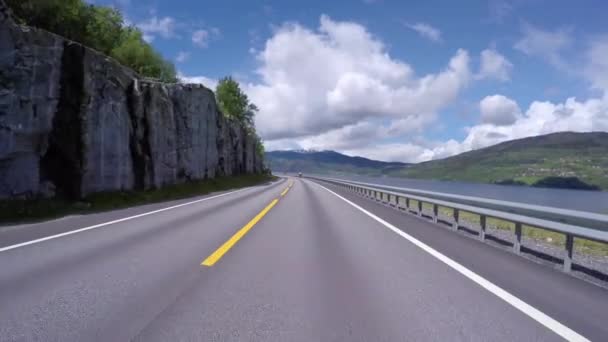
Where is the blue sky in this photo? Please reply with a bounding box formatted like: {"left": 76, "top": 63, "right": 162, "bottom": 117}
{"left": 95, "top": 0, "right": 608, "bottom": 162}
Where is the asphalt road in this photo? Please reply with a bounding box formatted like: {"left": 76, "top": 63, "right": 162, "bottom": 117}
{"left": 1, "top": 177, "right": 607, "bottom": 341}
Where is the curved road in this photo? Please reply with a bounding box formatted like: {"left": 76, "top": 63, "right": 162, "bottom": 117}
{"left": 0, "top": 177, "right": 607, "bottom": 341}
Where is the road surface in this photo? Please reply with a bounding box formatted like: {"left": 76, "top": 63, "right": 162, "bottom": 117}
{"left": 0, "top": 177, "right": 607, "bottom": 341}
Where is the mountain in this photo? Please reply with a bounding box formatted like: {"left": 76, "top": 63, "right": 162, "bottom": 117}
{"left": 266, "top": 150, "right": 410, "bottom": 175}
{"left": 267, "top": 132, "right": 608, "bottom": 190}
{"left": 387, "top": 131, "right": 608, "bottom": 190}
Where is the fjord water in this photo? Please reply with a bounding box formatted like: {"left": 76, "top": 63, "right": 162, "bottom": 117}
{"left": 304, "top": 174, "right": 608, "bottom": 214}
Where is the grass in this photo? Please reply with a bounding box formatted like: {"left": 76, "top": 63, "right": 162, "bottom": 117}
{"left": 391, "top": 138, "right": 608, "bottom": 190}
{"left": 423, "top": 204, "right": 608, "bottom": 256}
{"left": 0, "top": 174, "right": 276, "bottom": 225}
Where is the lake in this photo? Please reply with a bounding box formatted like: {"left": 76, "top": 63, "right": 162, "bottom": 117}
{"left": 295, "top": 173, "right": 608, "bottom": 215}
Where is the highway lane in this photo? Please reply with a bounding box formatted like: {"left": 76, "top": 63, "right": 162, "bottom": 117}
{"left": 0, "top": 177, "right": 283, "bottom": 250}
{"left": 0, "top": 178, "right": 287, "bottom": 341}
{"left": 0, "top": 177, "right": 606, "bottom": 340}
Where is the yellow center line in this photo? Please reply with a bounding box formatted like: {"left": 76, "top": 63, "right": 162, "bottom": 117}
{"left": 201, "top": 199, "right": 279, "bottom": 267}
{"left": 280, "top": 180, "right": 294, "bottom": 196}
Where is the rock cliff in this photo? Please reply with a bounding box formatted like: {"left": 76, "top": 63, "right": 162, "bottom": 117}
{"left": 0, "top": 0, "right": 263, "bottom": 199}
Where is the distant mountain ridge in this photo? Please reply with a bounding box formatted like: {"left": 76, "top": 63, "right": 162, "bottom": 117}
{"left": 266, "top": 150, "right": 409, "bottom": 175}
{"left": 267, "top": 132, "right": 608, "bottom": 190}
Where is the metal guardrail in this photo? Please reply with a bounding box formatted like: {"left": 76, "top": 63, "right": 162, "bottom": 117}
{"left": 307, "top": 176, "right": 608, "bottom": 273}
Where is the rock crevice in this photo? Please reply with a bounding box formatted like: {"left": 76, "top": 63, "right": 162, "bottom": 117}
{"left": 40, "top": 42, "right": 86, "bottom": 198}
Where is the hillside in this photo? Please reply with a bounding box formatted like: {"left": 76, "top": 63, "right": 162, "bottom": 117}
{"left": 267, "top": 132, "right": 608, "bottom": 190}
{"left": 266, "top": 150, "right": 409, "bottom": 175}
{"left": 388, "top": 132, "right": 608, "bottom": 190}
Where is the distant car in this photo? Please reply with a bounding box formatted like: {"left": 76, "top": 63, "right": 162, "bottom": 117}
{"left": 298, "top": 172, "right": 302, "bottom": 177}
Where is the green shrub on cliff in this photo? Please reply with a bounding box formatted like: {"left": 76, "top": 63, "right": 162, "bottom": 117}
{"left": 215, "top": 77, "right": 265, "bottom": 158}
{"left": 216, "top": 77, "right": 256, "bottom": 125}
{"left": 6, "top": 0, "right": 178, "bottom": 83}
{"left": 111, "top": 28, "right": 178, "bottom": 82}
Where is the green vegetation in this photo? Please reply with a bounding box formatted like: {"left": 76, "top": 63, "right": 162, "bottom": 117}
{"left": 428, "top": 206, "right": 608, "bottom": 256}
{"left": 532, "top": 176, "right": 600, "bottom": 191}
{"left": 216, "top": 77, "right": 258, "bottom": 128}
{"left": 389, "top": 132, "right": 608, "bottom": 190}
{"left": 6, "top": 0, "right": 178, "bottom": 82}
{"left": 403, "top": 200, "right": 608, "bottom": 256}
{"left": 0, "top": 174, "right": 275, "bottom": 224}
{"left": 493, "top": 179, "right": 527, "bottom": 186}
{"left": 215, "top": 77, "right": 265, "bottom": 159}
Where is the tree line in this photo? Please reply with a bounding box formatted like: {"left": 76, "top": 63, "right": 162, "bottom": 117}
{"left": 6, "top": 0, "right": 178, "bottom": 82}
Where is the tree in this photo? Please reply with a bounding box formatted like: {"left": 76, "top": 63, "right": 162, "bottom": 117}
{"left": 254, "top": 135, "right": 265, "bottom": 158}
{"left": 215, "top": 77, "right": 265, "bottom": 157}
{"left": 215, "top": 77, "right": 252, "bottom": 124}
{"left": 7, "top": 0, "right": 89, "bottom": 43}
{"left": 83, "top": 5, "right": 124, "bottom": 56}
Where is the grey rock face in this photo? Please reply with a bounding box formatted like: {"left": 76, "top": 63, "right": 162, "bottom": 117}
{"left": 0, "top": 8, "right": 63, "bottom": 198}
{"left": 0, "top": 0, "right": 264, "bottom": 200}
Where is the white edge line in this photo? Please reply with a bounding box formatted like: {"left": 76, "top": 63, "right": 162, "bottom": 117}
{"left": 313, "top": 181, "right": 589, "bottom": 342}
{"left": 0, "top": 182, "right": 274, "bottom": 253}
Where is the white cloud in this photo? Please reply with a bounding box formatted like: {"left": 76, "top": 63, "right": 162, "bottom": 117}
{"left": 407, "top": 94, "right": 608, "bottom": 162}
{"left": 177, "top": 17, "right": 606, "bottom": 164}
{"left": 176, "top": 51, "right": 190, "bottom": 63}
{"left": 479, "top": 94, "right": 521, "bottom": 126}
{"left": 178, "top": 73, "right": 218, "bottom": 90}
{"left": 300, "top": 93, "right": 608, "bottom": 163}
{"left": 137, "top": 16, "right": 176, "bottom": 41}
{"left": 191, "top": 28, "right": 221, "bottom": 48}
{"left": 465, "top": 95, "right": 608, "bottom": 150}
{"left": 248, "top": 15, "right": 470, "bottom": 142}
{"left": 344, "top": 140, "right": 465, "bottom": 163}
{"left": 192, "top": 29, "right": 210, "bottom": 48}
{"left": 299, "top": 121, "right": 386, "bottom": 150}
{"left": 142, "top": 34, "right": 154, "bottom": 43}
{"left": 477, "top": 48, "right": 513, "bottom": 81}
{"left": 405, "top": 22, "right": 442, "bottom": 42}
{"left": 514, "top": 23, "right": 571, "bottom": 68}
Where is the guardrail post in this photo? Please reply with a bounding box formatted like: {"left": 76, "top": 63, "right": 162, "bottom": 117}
{"left": 405, "top": 198, "right": 410, "bottom": 212}
{"left": 417, "top": 201, "right": 423, "bottom": 217}
{"left": 513, "top": 222, "right": 522, "bottom": 254}
{"left": 479, "top": 215, "right": 486, "bottom": 241}
{"left": 433, "top": 204, "right": 438, "bottom": 223}
{"left": 564, "top": 234, "right": 573, "bottom": 272}
{"left": 452, "top": 209, "right": 459, "bottom": 230}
